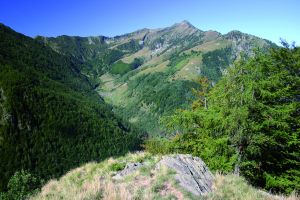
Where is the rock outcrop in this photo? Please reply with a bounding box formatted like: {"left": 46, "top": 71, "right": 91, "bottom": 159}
{"left": 33, "top": 152, "right": 290, "bottom": 200}
{"left": 157, "top": 154, "right": 214, "bottom": 196}
{"left": 112, "top": 162, "right": 143, "bottom": 180}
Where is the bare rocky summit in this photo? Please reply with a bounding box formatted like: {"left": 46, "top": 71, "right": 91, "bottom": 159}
{"left": 112, "top": 153, "right": 214, "bottom": 196}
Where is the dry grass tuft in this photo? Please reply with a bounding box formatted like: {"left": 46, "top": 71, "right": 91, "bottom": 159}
{"left": 209, "top": 173, "right": 299, "bottom": 200}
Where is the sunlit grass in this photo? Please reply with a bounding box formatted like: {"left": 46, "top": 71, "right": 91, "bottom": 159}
{"left": 31, "top": 152, "right": 298, "bottom": 200}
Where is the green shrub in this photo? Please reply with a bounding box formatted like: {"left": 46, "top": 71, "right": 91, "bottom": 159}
{"left": 143, "top": 137, "right": 171, "bottom": 154}
{"left": 109, "top": 162, "right": 126, "bottom": 171}
{"left": 1, "top": 170, "right": 41, "bottom": 200}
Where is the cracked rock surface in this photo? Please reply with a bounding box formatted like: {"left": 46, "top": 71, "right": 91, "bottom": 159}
{"left": 157, "top": 154, "right": 214, "bottom": 196}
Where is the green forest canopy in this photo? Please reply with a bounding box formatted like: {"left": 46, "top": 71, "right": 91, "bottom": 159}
{"left": 0, "top": 24, "right": 143, "bottom": 192}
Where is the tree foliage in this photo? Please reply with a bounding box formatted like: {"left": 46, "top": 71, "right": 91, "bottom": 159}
{"left": 156, "top": 45, "right": 300, "bottom": 193}
{"left": 0, "top": 170, "right": 41, "bottom": 200}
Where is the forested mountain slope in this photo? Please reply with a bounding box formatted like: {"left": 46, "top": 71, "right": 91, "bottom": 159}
{"left": 37, "top": 21, "right": 276, "bottom": 134}
{"left": 0, "top": 23, "right": 143, "bottom": 191}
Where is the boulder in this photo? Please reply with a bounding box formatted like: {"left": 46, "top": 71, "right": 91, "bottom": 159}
{"left": 157, "top": 154, "right": 214, "bottom": 196}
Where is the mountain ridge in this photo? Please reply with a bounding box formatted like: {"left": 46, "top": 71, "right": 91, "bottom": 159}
{"left": 34, "top": 21, "right": 276, "bottom": 135}
{"left": 35, "top": 20, "right": 274, "bottom": 45}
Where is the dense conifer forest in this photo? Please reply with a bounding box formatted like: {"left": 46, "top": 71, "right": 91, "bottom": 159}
{"left": 0, "top": 24, "right": 143, "bottom": 193}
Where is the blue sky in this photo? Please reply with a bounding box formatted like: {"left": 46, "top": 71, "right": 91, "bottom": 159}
{"left": 0, "top": 0, "right": 299, "bottom": 45}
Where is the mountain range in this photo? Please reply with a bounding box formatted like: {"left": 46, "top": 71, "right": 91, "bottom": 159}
{"left": 36, "top": 20, "right": 276, "bottom": 135}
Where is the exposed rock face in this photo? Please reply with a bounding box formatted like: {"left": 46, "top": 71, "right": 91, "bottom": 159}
{"left": 157, "top": 154, "right": 214, "bottom": 196}
{"left": 112, "top": 162, "right": 143, "bottom": 180}
{"left": 112, "top": 155, "right": 214, "bottom": 196}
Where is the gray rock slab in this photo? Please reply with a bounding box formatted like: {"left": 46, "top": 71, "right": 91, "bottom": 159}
{"left": 157, "top": 154, "right": 214, "bottom": 196}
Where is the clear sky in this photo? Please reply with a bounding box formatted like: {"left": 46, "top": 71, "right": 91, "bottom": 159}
{"left": 0, "top": 0, "right": 299, "bottom": 45}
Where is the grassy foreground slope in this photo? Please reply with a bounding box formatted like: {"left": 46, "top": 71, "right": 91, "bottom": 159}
{"left": 31, "top": 152, "right": 298, "bottom": 200}
{"left": 0, "top": 24, "right": 143, "bottom": 191}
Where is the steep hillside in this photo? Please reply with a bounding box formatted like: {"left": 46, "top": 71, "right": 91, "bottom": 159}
{"left": 0, "top": 24, "right": 143, "bottom": 191}
{"left": 37, "top": 21, "right": 276, "bottom": 135}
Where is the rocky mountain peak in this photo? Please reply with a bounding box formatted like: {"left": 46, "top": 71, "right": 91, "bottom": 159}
{"left": 171, "top": 20, "right": 198, "bottom": 31}
{"left": 177, "top": 20, "right": 193, "bottom": 26}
